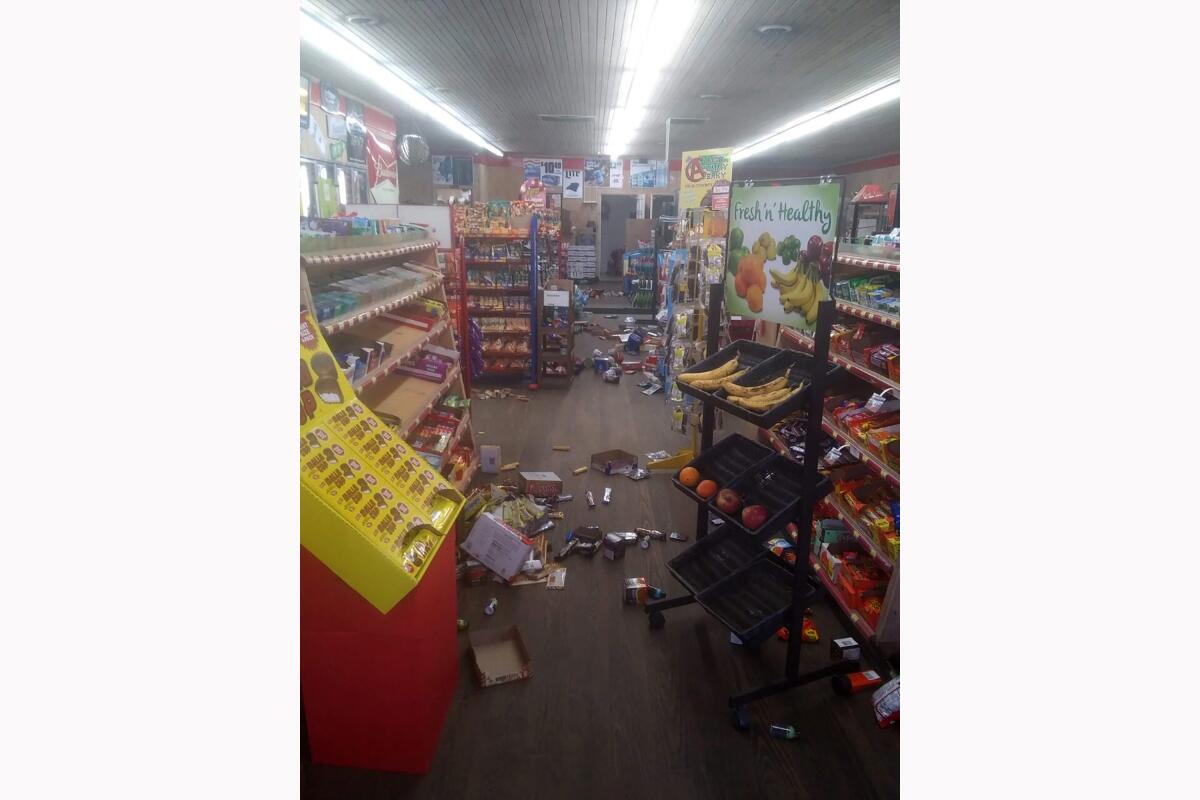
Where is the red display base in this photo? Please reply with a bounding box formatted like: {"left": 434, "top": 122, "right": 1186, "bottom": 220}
{"left": 301, "top": 526, "right": 459, "bottom": 774}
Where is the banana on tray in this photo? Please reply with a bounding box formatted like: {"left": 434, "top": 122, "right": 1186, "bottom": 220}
{"left": 676, "top": 357, "right": 739, "bottom": 385}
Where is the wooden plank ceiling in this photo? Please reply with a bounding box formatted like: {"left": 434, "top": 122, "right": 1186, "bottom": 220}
{"left": 301, "top": 0, "right": 898, "bottom": 170}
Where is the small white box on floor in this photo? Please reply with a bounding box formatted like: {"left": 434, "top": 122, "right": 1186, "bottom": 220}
{"left": 461, "top": 513, "right": 534, "bottom": 580}
{"left": 480, "top": 445, "right": 501, "bottom": 474}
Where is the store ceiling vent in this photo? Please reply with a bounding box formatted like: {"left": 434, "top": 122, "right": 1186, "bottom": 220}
{"left": 538, "top": 114, "right": 596, "bottom": 123}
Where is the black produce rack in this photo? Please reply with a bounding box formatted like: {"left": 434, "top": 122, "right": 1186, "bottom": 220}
{"left": 647, "top": 296, "right": 861, "bottom": 728}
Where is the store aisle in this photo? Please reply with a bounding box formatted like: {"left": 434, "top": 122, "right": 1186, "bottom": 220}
{"left": 301, "top": 323, "right": 899, "bottom": 800}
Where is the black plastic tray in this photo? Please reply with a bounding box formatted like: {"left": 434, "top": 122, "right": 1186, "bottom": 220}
{"left": 667, "top": 527, "right": 767, "bottom": 595}
{"left": 706, "top": 453, "right": 833, "bottom": 541}
{"left": 670, "top": 433, "right": 773, "bottom": 503}
{"left": 677, "top": 345, "right": 842, "bottom": 429}
{"left": 695, "top": 558, "right": 817, "bottom": 644}
{"left": 674, "top": 340, "right": 778, "bottom": 386}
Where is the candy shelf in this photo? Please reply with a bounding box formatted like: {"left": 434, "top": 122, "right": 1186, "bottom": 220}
{"left": 461, "top": 286, "right": 530, "bottom": 293}
{"left": 300, "top": 235, "right": 437, "bottom": 268}
{"left": 453, "top": 457, "right": 480, "bottom": 493}
{"left": 779, "top": 327, "right": 899, "bottom": 394}
{"left": 350, "top": 318, "right": 451, "bottom": 392}
{"left": 808, "top": 554, "right": 876, "bottom": 641}
{"left": 834, "top": 300, "right": 900, "bottom": 329}
{"left": 465, "top": 259, "right": 529, "bottom": 267}
{"left": 820, "top": 416, "right": 900, "bottom": 487}
{"left": 836, "top": 253, "right": 899, "bottom": 273}
{"left": 475, "top": 329, "right": 531, "bottom": 336}
{"left": 468, "top": 308, "right": 530, "bottom": 317}
{"left": 824, "top": 494, "right": 895, "bottom": 571}
{"left": 317, "top": 271, "right": 443, "bottom": 335}
{"left": 358, "top": 361, "right": 463, "bottom": 440}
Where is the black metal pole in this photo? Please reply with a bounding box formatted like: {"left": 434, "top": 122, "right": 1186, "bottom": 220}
{"left": 784, "top": 298, "right": 835, "bottom": 678}
{"left": 694, "top": 281, "right": 723, "bottom": 540}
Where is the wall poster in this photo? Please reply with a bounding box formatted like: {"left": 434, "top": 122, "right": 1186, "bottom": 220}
{"left": 679, "top": 147, "right": 733, "bottom": 212}
{"left": 432, "top": 155, "right": 454, "bottom": 186}
{"left": 563, "top": 169, "right": 583, "bottom": 198}
{"left": 584, "top": 159, "right": 608, "bottom": 187}
{"left": 367, "top": 127, "right": 399, "bottom": 204}
{"left": 630, "top": 159, "right": 667, "bottom": 188}
{"left": 724, "top": 179, "right": 845, "bottom": 331}
{"left": 609, "top": 159, "right": 625, "bottom": 188}
{"left": 346, "top": 99, "right": 366, "bottom": 163}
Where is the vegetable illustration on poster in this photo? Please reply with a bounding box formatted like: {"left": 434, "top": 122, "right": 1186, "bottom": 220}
{"left": 725, "top": 180, "right": 844, "bottom": 330}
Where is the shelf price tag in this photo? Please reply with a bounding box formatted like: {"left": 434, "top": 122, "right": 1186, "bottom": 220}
{"left": 865, "top": 388, "right": 896, "bottom": 413}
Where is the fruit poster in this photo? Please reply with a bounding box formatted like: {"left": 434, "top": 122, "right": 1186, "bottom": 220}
{"left": 679, "top": 147, "right": 732, "bottom": 212}
{"left": 725, "top": 181, "right": 844, "bottom": 331}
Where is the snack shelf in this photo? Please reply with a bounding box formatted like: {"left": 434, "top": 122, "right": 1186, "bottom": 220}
{"left": 300, "top": 236, "right": 438, "bottom": 268}
{"left": 444, "top": 410, "right": 473, "bottom": 457}
{"left": 468, "top": 308, "right": 530, "bottom": 317}
{"left": 463, "top": 286, "right": 530, "bottom": 293}
{"left": 482, "top": 350, "right": 531, "bottom": 359}
{"left": 835, "top": 300, "right": 900, "bottom": 329}
{"left": 462, "top": 232, "right": 538, "bottom": 240}
{"left": 836, "top": 254, "right": 900, "bottom": 273}
{"left": 351, "top": 318, "right": 451, "bottom": 392}
{"left": 779, "top": 328, "right": 899, "bottom": 394}
{"left": 475, "top": 329, "right": 531, "bottom": 336}
{"left": 319, "top": 273, "right": 443, "bottom": 334}
{"left": 358, "top": 362, "right": 463, "bottom": 440}
{"left": 465, "top": 260, "right": 529, "bottom": 267}
{"left": 821, "top": 417, "right": 900, "bottom": 487}
{"left": 453, "top": 457, "right": 480, "bottom": 493}
{"left": 809, "top": 554, "right": 876, "bottom": 641}
{"left": 481, "top": 367, "right": 528, "bottom": 376}
{"left": 825, "top": 494, "right": 895, "bottom": 571}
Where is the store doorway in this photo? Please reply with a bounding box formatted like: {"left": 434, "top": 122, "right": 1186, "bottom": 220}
{"left": 600, "top": 194, "right": 638, "bottom": 279}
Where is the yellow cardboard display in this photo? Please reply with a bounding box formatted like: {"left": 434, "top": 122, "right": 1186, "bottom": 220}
{"left": 300, "top": 311, "right": 464, "bottom": 612}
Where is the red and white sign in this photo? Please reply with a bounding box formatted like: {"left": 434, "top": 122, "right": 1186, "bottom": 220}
{"left": 367, "top": 128, "right": 399, "bottom": 204}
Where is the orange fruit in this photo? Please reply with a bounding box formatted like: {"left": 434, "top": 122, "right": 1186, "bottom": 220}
{"left": 679, "top": 466, "right": 701, "bottom": 487}
{"left": 696, "top": 479, "right": 718, "bottom": 499}
{"left": 746, "top": 284, "right": 763, "bottom": 312}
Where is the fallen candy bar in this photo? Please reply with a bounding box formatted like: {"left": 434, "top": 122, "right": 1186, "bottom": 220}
{"left": 553, "top": 445, "right": 571, "bottom": 451}
{"left": 573, "top": 525, "right": 602, "bottom": 543}
{"left": 573, "top": 466, "right": 589, "bottom": 475}
{"left": 501, "top": 461, "right": 520, "bottom": 471}
{"left": 557, "top": 539, "right": 578, "bottom": 560}
{"left": 669, "top": 532, "right": 688, "bottom": 542}
{"left": 620, "top": 532, "right": 639, "bottom": 544}
{"left": 636, "top": 527, "right": 665, "bottom": 540}
{"left": 586, "top": 491, "right": 596, "bottom": 508}
{"left": 552, "top": 494, "right": 574, "bottom": 503}
{"left": 548, "top": 511, "right": 565, "bottom": 520}
{"left": 602, "top": 487, "right": 612, "bottom": 504}
{"left": 575, "top": 540, "right": 600, "bottom": 557}
{"left": 769, "top": 724, "right": 799, "bottom": 740}
{"left": 521, "top": 559, "right": 543, "bottom": 575}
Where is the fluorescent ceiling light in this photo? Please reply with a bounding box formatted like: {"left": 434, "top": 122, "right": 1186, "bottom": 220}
{"left": 299, "top": 3, "right": 503, "bottom": 157}
{"left": 604, "top": 0, "right": 698, "bottom": 158}
{"left": 731, "top": 79, "right": 900, "bottom": 163}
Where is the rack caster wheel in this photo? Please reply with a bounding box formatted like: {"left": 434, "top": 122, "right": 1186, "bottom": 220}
{"left": 648, "top": 611, "right": 665, "bottom": 629}
{"left": 732, "top": 707, "right": 751, "bottom": 732}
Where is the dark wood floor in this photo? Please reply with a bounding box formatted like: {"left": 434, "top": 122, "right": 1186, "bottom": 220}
{"left": 301, "top": 323, "right": 900, "bottom": 799}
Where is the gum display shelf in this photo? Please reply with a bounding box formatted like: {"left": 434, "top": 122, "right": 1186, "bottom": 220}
{"left": 706, "top": 453, "right": 833, "bottom": 540}
{"left": 476, "top": 329, "right": 532, "bottom": 336}
{"left": 835, "top": 300, "right": 900, "bottom": 329}
{"left": 667, "top": 526, "right": 767, "bottom": 595}
{"left": 779, "top": 327, "right": 899, "bottom": 395}
{"left": 670, "top": 433, "right": 773, "bottom": 503}
{"left": 695, "top": 558, "right": 817, "bottom": 644}
{"left": 317, "top": 273, "right": 443, "bottom": 334}
{"left": 464, "top": 286, "right": 530, "bottom": 293}
{"left": 300, "top": 235, "right": 436, "bottom": 268}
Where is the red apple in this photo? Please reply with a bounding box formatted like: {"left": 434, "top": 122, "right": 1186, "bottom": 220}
{"left": 715, "top": 488, "right": 742, "bottom": 515}
{"left": 806, "top": 235, "right": 824, "bottom": 262}
{"left": 741, "top": 504, "right": 770, "bottom": 530}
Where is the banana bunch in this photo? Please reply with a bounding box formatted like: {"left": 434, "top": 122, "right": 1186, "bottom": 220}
{"left": 721, "top": 375, "right": 788, "bottom": 397}
{"left": 768, "top": 264, "right": 824, "bottom": 325}
{"left": 689, "top": 368, "right": 747, "bottom": 390}
{"left": 677, "top": 358, "right": 739, "bottom": 388}
{"left": 727, "top": 383, "right": 806, "bottom": 411}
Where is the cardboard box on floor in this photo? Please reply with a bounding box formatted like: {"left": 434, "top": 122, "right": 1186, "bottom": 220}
{"left": 468, "top": 625, "right": 532, "bottom": 687}
{"left": 460, "top": 512, "right": 534, "bottom": 580}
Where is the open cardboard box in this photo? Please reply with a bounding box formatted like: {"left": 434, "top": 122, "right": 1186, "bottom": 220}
{"left": 590, "top": 449, "right": 638, "bottom": 475}
{"left": 468, "top": 625, "right": 532, "bottom": 687}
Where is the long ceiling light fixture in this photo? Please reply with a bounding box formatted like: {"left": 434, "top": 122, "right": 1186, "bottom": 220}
{"left": 731, "top": 79, "right": 901, "bottom": 163}
{"left": 299, "top": 2, "right": 504, "bottom": 157}
{"left": 604, "top": 0, "right": 698, "bottom": 159}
